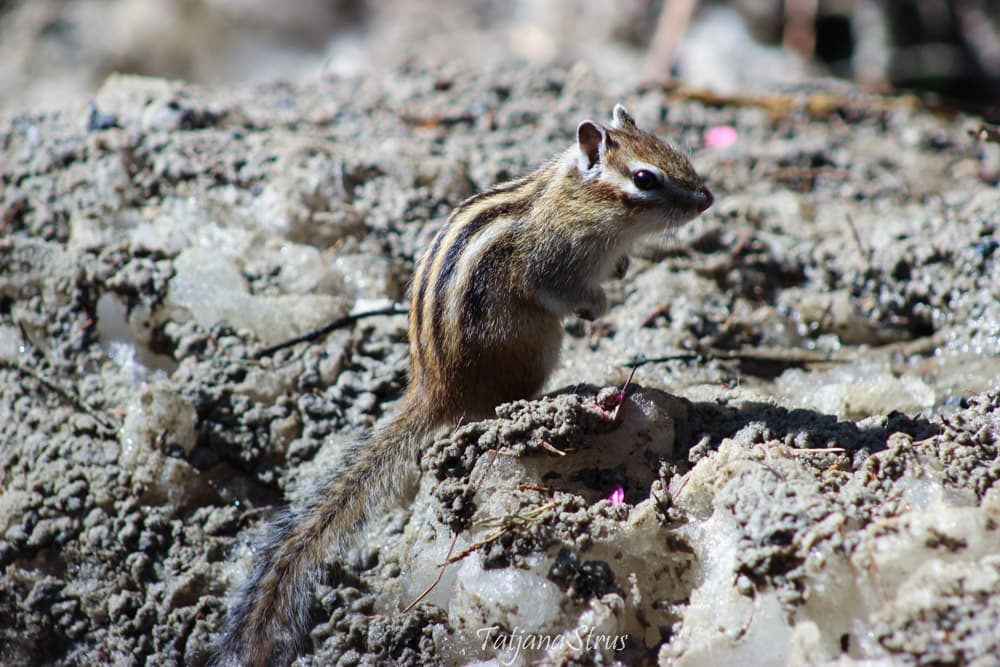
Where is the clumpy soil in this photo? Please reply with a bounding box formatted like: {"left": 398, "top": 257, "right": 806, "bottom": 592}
{"left": 1, "top": 62, "right": 999, "bottom": 666}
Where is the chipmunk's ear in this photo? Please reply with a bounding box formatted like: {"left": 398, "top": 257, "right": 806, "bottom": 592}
{"left": 611, "top": 104, "right": 636, "bottom": 130}
{"left": 577, "top": 120, "right": 606, "bottom": 172}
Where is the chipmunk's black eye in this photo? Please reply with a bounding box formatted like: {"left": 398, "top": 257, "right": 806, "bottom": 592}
{"left": 632, "top": 169, "right": 662, "bottom": 191}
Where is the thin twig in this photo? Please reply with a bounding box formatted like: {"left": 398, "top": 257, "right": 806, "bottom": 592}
{"left": 474, "top": 500, "right": 560, "bottom": 528}
{"left": 254, "top": 303, "right": 408, "bottom": 359}
{"left": 844, "top": 213, "right": 872, "bottom": 263}
{"left": 654, "top": 85, "right": 920, "bottom": 121}
{"left": 610, "top": 364, "right": 639, "bottom": 421}
{"left": 517, "top": 484, "right": 555, "bottom": 494}
{"left": 441, "top": 529, "right": 507, "bottom": 566}
{"left": 442, "top": 500, "right": 560, "bottom": 566}
{"left": 628, "top": 352, "right": 704, "bottom": 367}
{"left": 626, "top": 350, "right": 844, "bottom": 368}
{"left": 1, "top": 358, "right": 119, "bottom": 433}
{"left": 402, "top": 449, "right": 500, "bottom": 612}
{"left": 670, "top": 471, "right": 692, "bottom": 502}
{"left": 400, "top": 531, "right": 460, "bottom": 614}
{"left": 535, "top": 438, "right": 567, "bottom": 457}
{"left": 789, "top": 446, "right": 847, "bottom": 454}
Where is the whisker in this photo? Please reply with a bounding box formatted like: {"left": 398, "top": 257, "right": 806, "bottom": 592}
{"left": 656, "top": 217, "right": 683, "bottom": 257}
{"left": 657, "top": 222, "right": 671, "bottom": 256}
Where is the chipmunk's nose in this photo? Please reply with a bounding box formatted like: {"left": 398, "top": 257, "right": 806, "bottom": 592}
{"left": 696, "top": 186, "right": 714, "bottom": 212}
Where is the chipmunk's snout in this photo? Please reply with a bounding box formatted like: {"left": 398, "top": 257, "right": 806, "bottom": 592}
{"left": 695, "top": 185, "right": 713, "bottom": 212}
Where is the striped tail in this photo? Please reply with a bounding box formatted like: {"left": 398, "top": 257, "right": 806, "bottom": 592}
{"left": 212, "top": 405, "right": 431, "bottom": 667}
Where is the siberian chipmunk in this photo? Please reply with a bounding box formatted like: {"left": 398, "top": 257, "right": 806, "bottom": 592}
{"left": 214, "top": 104, "right": 712, "bottom": 666}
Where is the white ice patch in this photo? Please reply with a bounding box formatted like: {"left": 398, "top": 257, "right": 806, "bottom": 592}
{"left": 777, "top": 358, "right": 936, "bottom": 419}
{"left": 451, "top": 553, "right": 564, "bottom": 635}
{"left": 96, "top": 293, "right": 175, "bottom": 382}
{"left": 0, "top": 324, "right": 25, "bottom": 361}
{"left": 665, "top": 438, "right": 1000, "bottom": 665}
{"left": 166, "top": 247, "right": 349, "bottom": 345}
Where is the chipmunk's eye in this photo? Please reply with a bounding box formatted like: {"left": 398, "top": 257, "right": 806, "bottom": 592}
{"left": 632, "top": 169, "right": 662, "bottom": 191}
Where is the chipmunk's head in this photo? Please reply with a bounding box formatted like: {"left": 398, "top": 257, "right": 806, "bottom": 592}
{"left": 574, "top": 104, "right": 712, "bottom": 233}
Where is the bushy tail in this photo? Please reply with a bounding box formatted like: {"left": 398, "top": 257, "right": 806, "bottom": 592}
{"left": 212, "top": 406, "right": 430, "bottom": 667}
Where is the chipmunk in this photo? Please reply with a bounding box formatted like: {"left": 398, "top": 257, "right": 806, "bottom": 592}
{"left": 213, "top": 104, "right": 712, "bottom": 666}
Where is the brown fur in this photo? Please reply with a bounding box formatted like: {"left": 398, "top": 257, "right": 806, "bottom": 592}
{"left": 213, "top": 105, "right": 711, "bottom": 666}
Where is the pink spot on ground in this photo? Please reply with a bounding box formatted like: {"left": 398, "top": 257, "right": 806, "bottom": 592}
{"left": 608, "top": 486, "right": 625, "bottom": 506}
{"left": 705, "top": 125, "right": 738, "bottom": 148}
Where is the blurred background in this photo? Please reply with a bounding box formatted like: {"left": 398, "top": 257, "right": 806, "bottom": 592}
{"left": 1, "top": 0, "right": 998, "bottom": 118}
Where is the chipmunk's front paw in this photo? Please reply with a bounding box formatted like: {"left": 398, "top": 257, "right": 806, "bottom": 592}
{"left": 575, "top": 289, "right": 608, "bottom": 321}
{"left": 612, "top": 254, "right": 630, "bottom": 280}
